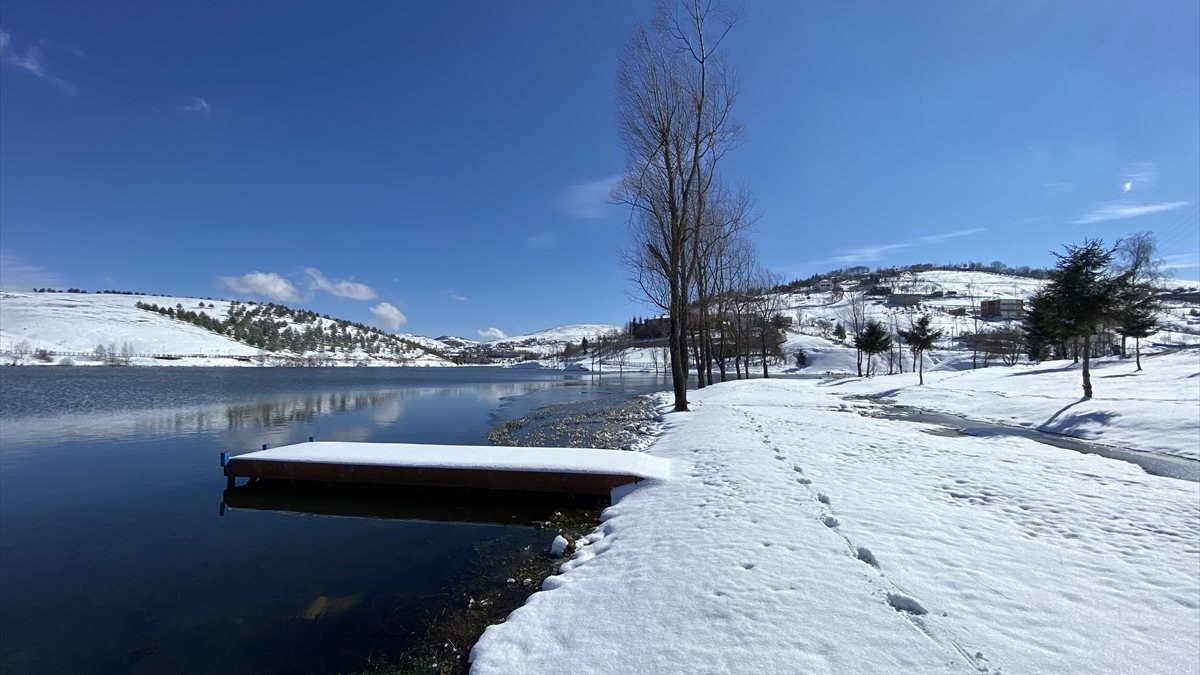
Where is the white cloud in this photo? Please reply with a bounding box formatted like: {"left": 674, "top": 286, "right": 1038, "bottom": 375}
{"left": 0, "top": 249, "right": 62, "bottom": 291}
{"left": 830, "top": 243, "right": 912, "bottom": 265}
{"left": 217, "top": 272, "right": 302, "bottom": 302}
{"left": 477, "top": 327, "right": 507, "bottom": 340}
{"left": 819, "top": 228, "right": 986, "bottom": 266}
{"left": 558, "top": 174, "right": 621, "bottom": 220}
{"left": 1121, "top": 162, "right": 1157, "bottom": 190}
{"left": 369, "top": 302, "right": 407, "bottom": 331}
{"left": 448, "top": 291, "right": 468, "bottom": 302}
{"left": 1160, "top": 254, "right": 1199, "bottom": 271}
{"left": 304, "top": 268, "right": 376, "bottom": 300}
{"left": 0, "top": 28, "right": 76, "bottom": 96}
{"left": 918, "top": 228, "right": 986, "bottom": 244}
{"left": 180, "top": 96, "right": 211, "bottom": 116}
{"left": 527, "top": 232, "right": 558, "bottom": 249}
{"left": 1073, "top": 201, "right": 1188, "bottom": 225}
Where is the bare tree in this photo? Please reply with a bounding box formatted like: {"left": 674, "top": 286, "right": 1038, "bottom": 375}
{"left": 750, "top": 268, "right": 787, "bottom": 378}
{"left": 615, "top": 0, "right": 744, "bottom": 412}
{"left": 839, "top": 291, "right": 868, "bottom": 376}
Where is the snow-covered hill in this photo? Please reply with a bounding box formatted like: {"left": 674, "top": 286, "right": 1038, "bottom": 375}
{"left": 0, "top": 292, "right": 453, "bottom": 367}
{"left": 483, "top": 324, "right": 623, "bottom": 357}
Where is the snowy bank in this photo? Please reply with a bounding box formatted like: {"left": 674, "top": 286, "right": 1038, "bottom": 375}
{"left": 827, "top": 349, "right": 1200, "bottom": 460}
{"left": 471, "top": 377, "right": 1200, "bottom": 674}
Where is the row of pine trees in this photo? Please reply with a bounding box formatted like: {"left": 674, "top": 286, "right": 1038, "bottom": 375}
{"left": 134, "top": 300, "right": 438, "bottom": 359}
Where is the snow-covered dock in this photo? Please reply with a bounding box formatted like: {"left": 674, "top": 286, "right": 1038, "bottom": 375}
{"left": 222, "top": 441, "right": 673, "bottom": 497}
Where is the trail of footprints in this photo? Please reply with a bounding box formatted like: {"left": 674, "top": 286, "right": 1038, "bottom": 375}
{"left": 733, "top": 408, "right": 999, "bottom": 674}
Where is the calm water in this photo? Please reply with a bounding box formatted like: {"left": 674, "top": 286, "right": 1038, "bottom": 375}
{"left": 0, "top": 367, "right": 668, "bottom": 674}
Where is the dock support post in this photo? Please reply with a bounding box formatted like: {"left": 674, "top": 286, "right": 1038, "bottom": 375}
{"left": 220, "top": 452, "right": 229, "bottom": 467}
{"left": 262, "top": 443, "right": 268, "bottom": 450}
{"left": 309, "top": 436, "right": 314, "bottom": 442}
{"left": 227, "top": 475, "right": 235, "bottom": 489}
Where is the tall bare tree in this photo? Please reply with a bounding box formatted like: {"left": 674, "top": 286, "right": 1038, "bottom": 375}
{"left": 839, "top": 291, "right": 868, "bottom": 376}
{"left": 750, "top": 268, "right": 787, "bottom": 378}
{"left": 615, "top": 0, "right": 743, "bottom": 412}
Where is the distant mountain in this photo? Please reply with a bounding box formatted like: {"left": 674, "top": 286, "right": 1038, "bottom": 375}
{"left": 482, "top": 324, "right": 624, "bottom": 357}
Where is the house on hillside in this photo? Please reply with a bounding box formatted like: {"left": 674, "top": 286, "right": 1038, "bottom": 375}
{"left": 980, "top": 298, "right": 1024, "bottom": 319}
{"left": 818, "top": 279, "right": 834, "bottom": 292}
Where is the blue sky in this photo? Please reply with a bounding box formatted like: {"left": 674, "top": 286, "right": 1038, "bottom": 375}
{"left": 1, "top": 1, "right": 1197, "bottom": 339}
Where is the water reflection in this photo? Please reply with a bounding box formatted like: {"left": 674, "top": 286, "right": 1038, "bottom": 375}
{"left": 222, "top": 482, "right": 604, "bottom": 525}
{"left": 0, "top": 368, "right": 669, "bottom": 674}
{"left": 0, "top": 380, "right": 561, "bottom": 452}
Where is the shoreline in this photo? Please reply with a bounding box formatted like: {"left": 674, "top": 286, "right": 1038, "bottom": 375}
{"left": 470, "top": 359, "right": 1200, "bottom": 673}
{"left": 361, "top": 393, "right": 666, "bottom": 674}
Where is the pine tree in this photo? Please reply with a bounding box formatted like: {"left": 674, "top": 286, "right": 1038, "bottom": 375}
{"left": 1041, "top": 239, "right": 1121, "bottom": 398}
{"left": 898, "top": 314, "right": 943, "bottom": 385}
{"left": 854, "top": 320, "right": 892, "bottom": 377}
{"left": 1114, "top": 285, "right": 1158, "bottom": 371}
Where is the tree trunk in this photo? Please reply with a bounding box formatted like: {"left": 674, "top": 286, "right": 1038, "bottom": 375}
{"left": 918, "top": 350, "right": 924, "bottom": 385}
{"left": 1135, "top": 337, "right": 1142, "bottom": 371}
{"left": 669, "top": 311, "right": 689, "bottom": 412}
{"left": 1081, "top": 333, "right": 1093, "bottom": 398}
{"left": 760, "top": 335, "right": 769, "bottom": 379}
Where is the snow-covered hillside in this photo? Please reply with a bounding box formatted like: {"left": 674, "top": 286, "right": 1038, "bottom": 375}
{"left": 484, "top": 324, "right": 623, "bottom": 357}
{"left": 0, "top": 292, "right": 452, "bottom": 367}
{"left": 564, "top": 270, "right": 1200, "bottom": 376}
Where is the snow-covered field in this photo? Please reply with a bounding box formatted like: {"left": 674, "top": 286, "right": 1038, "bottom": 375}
{"left": 472, "top": 373, "right": 1200, "bottom": 674}
{"left": 830, "top": 350, "right": 1200, "bottom": 460}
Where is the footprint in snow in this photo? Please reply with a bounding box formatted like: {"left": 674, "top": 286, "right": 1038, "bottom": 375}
{"left": 797, "top": 477, "right": 812, "bottom": 485}
{"left": 816, "top": 493, "right": 831, "bottom": 505}
{"left": 886, "top": 592, "right": 927, "bottom": 615}
{"left": 822, "top": 515, "right": 840, "bottom": 528}
{"left": 856, "top": 546, "right": 880, "bottom": 568}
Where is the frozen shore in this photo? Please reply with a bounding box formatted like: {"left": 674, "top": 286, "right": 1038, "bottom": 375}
{"left": 471, "top": 365, "right": 1200, "bottom": 674}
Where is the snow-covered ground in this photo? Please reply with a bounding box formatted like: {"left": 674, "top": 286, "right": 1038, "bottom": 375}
{"left": 0, "top": 292, "right": 452, "bottom": 366}
{"left": 472, "top": 373, "right": 1200, "bottom": 673}
{"left": 485, "top": 324, "right": 624, "bottom": 358}
{"left": 829, "top": 349, "right": 1200, "bottom": 460}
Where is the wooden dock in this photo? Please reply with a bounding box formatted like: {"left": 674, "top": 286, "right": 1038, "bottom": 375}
{"left": 222, "top": 441, "right": 672, "bottom": 498}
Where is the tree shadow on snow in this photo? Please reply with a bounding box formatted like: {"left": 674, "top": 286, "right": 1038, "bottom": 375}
{"left": 1040, "top": 408, "right": 1119, "bottom": 435}
{"left": 1004, "top": 363, "right": 1077, "bottom": 377}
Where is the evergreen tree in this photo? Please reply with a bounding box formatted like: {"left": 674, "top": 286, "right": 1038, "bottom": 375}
{"left": 854, "top": 320, "right": 892, "bottom": 377}
{"left": 1114, "top": 285, "right": 1158, "bottom": 371}
{"left": 898, "top": 314, "right": 943, "bottom": 385}
{"left": 1021, "top": 288, "right": 1066, "bottom": 362}
{"left": 1038, "top": 239, "right": 1121, "bottom": 398}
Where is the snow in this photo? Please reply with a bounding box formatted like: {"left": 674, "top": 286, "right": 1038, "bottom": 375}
{"left": 550, "top": 535, "right": 570, "bottom": 558}
{"left": 471, "top": 373, "right": 1200, "bottom": 674}
{"left": 231, "top": 441, "right": 675, "bottom": 481}
{"left": 0, "top": 292, "right": 259, "bottom": 357}
{"left": 829, "top": 349, "right": 1200, "bottom": 460}
{"left": 0, "top": 291, "right": 454, "bottom": 367}
{"left": 484, "top": 324, "right": 624, "bottom": 358}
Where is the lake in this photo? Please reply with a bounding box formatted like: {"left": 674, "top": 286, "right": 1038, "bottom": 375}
{"left": 0, "top": 366, "right": 669, "bottom": 674}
